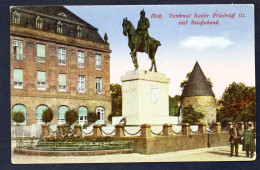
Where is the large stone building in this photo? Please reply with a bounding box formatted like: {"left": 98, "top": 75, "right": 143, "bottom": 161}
{"left": 180, "top": 61, "right": 216, "bottom": 125}
{"left": 10, "top": 6, "right": 111, "bottom": 126}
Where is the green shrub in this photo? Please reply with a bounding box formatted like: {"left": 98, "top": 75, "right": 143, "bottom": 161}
{"left": 12, "top": 111, "right": 25, "bottom": 125}
{"left": 42, "top": 108, "right": 54, "bottom": 124}
{"left": 87, "top": 111, "right": 98, "bottom": 124}
{"left": 182, "top": 106, "right": 204, "bottom": 125}
{"left": 65, "top": 109, "right": 78, "bottom": 125}
{"left": 108, "top": 114, "right": 114, "bottom": 122}
{"left": 83, "top": 123, "right": 89, "bottom": 129}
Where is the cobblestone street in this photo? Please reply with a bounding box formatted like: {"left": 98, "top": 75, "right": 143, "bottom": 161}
{"left": 11, "top": 141, "right": 256, "bottom": 164}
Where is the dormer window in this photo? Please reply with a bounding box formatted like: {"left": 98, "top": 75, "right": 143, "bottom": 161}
{"left": 12, "top": 11, "right": 20, "bottom": 24}
{"left": 76, "top": 25, "right": 82, "bottom": 38}
{"left": 36, "top": 16, "right": 43, "bottom": 29}
{"left": 57, "top": 21, "right": 63, "bottom": 33}
{"left": 58, "top": 12, "right": 67, "bottom": 17}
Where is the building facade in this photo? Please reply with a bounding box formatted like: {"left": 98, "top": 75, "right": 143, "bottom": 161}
{"left": 180, "top": 61, "right": 217, "bottom": 125}
{"left": 10, "top": 6, "right": 111, "bottom": 126}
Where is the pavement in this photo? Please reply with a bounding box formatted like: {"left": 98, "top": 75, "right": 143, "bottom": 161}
{"left": 11, "top": 141, "right": 256, "bottom": 164}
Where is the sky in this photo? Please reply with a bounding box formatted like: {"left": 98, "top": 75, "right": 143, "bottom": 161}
{"left": 66, "top": 5, "right": 255, "bottom": 99}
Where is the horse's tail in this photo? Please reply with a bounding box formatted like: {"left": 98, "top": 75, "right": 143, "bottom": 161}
{"left": 156, "top": 40, "right": 161, "bottom": 46}
{"left": 150, "top": 37, "right": 161, "bottom": 46}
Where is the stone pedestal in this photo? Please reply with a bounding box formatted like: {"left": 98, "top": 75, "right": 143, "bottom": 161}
{"left": 93, "top": 124, "right": 102, "bottom": 137}
{"left": 41, "top": 124, "right": 50, "bottom": 136}
{"left": 121, "top": 70, "right": 174, "bottom": 125}
{"left": 140, "top": 124, "right": 151, "bottom": 137}
{"left": 182, "top": 123, "right": 190, "bottom": 135}
{"left": 198, "top": 122, "right": 206, "bottom": 134}
{"left": 163, "top": 123, "right": 173, "bottom": 136}
{"left": 212, "top": 122, "right": 221, "bottom": 133}
{"left": 74, "top": 124, "right": 82, "bottom": 136}
{"left": 114, "top": 124, "right": 125, "bottom": 137}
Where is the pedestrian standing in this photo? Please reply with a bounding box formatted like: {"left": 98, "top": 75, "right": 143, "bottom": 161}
{"left": 229, "top": 123, "right": 241, "bottom": 157}
{"left": 243, "top": 124, "right": 256, "bottom": 158}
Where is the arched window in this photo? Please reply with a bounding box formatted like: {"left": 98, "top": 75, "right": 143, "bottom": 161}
{"left": 36, "top": 16, "right": 43, "bottom": 29}
{"left": 36, "top": 105, "right": 48, "bottom": 124}
{"left": 12, "top": 11, "right": 20, "bottom": 24}
{"left": 58, "top": 106, "right": 69, "bottom": 124}
{"left": 78, "top": 106, "right": 88, "bottom": 125}
{"left": 12, "top": 104, "right": 26, "bottom": 125}
{"left": 96, "top": 107, "right": 105, "bottom": 124}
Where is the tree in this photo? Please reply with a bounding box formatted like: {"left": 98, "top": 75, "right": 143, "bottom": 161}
{"left": 42, "top": 108, "right": 54, "bottom": 124}
{"left": 110, "top": 84, "right": 122, "bottom": 116}
{"left": 108, "top": 114, "right": 114, "bottom": 123}
{"left": 11, "top": 111, "right": 25, "bottom": 125}
{"left": 87, "top": 111, "right": 98, "bottom": 124}
{"left": 182, "top": 106, "right": 204, "bottom": 124}
{"left": 180, "top": 72, "right": 191, "bottom": 89}
{"left": 220, "top": 82, "right": 255, "bottom": 123}
{"left": 216, "top": 109, "right": 232, "bottom": 125}
{"left": 180, "top": 72, "right": 213, "bottom": 89}
{"left": 169, "top": 95, "right": 181, "bottom": 116}
{"left": 65, "top": 109, "right": 78, "bottom": 125}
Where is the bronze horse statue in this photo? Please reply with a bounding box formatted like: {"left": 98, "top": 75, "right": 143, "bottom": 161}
{"left": 122, "top": 18, "right": 161, "bottom": 72}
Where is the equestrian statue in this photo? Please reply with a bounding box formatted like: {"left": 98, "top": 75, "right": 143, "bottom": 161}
{"left": 122, "top": 9, "right": 161, "bottom": 72}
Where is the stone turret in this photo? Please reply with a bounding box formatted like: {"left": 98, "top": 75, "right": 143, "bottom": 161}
{"left": 180, "top": 61, "right": 216, "bottom": 125}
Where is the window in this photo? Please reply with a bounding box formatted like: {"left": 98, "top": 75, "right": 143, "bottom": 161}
{"left": 13, "top": 69, "right": 23, "bottom": 89}
{"left": 59, "top": 74, "right": 66, "bottom": 92}
{"left": 96, "top": 77, "right": 102, "bottom": 94}
{"left": 37, "top": 71, "right": 46, "bottom": 90}
{"left": 58, "top": 47, "right": 66, "bottom": 65}
{"left": 58, "top": 106, "right": 69, "bottom": 124}
{"left": 78, "top": 51, "right": 85, "bottom": 67}
{"left": 36, "top": 105, "right": 48, "bottom": 124}
{"left": 57, "top": 21, "right": 63, "bottom": 33}
{"left": 36, "top": 44, "right": 45, "bottom": 63}
{"left": 12, "top": 11, "right": 20, "bottom": 24}
{"left": 78, "top": 75, "right": 85, "bottom": 93}
{"left": 78, "top": 107, "right": 88, "bottom": 125}
{"left": 12, "top": 104, "right": 26, "bottom": 125}
{"left": 58, "top": 12, "right": 67, "bottom": 17}
{"left": 13, "top": 40, "right": 23, "bottom": 61}
{"left": 96, "top": 107, "right": 105, "bottom": 124}
{"left": 76, "top": 25, "right": 82, "bottom": 38}
{"left": 96, "top": 54, "right": 102, "bottom": 70}
{"left": 36, "top": 16, "right": 43, "bottom": 29}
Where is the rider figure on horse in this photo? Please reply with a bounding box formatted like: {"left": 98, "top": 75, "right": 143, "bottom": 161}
{"left": 136, "top": 9, "right": 150, "bottom": 52}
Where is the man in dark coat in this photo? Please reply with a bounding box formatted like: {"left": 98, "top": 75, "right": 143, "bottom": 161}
{"left": 243, "top": 124, "right": 256, "bottom": 158}
{"left": 229, "top": 123, "right": 241, "bottom": 157}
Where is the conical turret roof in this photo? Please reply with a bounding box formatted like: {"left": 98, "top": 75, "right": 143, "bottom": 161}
{"left": 181, "top": 61, "right": 215, "bottom": 97}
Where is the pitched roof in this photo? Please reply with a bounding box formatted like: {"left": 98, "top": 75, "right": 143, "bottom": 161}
{"left": 181, "top": 61, "right": 215, "bottom": 97}
{"left": 14, "top": 6, "right": 97, "bottom": 30}
{"left": 10, "top": 6, "right": 104, "bottom": 43}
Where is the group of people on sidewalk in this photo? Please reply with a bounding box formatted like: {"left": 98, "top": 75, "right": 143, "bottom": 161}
{"left": 229, "top": 123, "right": 256, "bottom": 158}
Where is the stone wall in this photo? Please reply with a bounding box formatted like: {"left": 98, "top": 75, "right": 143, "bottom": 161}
{"left": 139, "top": 132, "right": 229, "bottom": 154}
{"left": 72, "top": 132, "right": 229, "bottom": 155}
{"left": 208, "top": 132, "right": 230, "bottom": 147}
{"left": 181, "top": 96, "right": 216, "bottom": 125}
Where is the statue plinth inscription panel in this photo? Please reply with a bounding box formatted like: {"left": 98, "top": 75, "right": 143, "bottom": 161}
{"left": 121, "top": 70, "right": 174, "bottom": 125}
